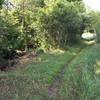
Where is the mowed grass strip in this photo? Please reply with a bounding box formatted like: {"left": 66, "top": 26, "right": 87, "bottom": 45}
{"left": 0, "top": 46, "right": 83, "bottom": 99}
{"left": 55, "top": 44, "right": 100, "bottom": 100}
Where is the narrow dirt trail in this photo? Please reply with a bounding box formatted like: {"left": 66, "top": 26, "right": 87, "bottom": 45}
{"left": 48, "top": 47, "right": 86, "bottom": 98}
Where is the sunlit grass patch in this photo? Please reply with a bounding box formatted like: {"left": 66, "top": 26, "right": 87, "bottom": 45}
{"left": 49, "top": 48, "right": 65, "bottom": 54}
{"left": 94, "top": 60, "right": 100, "bottom": 75}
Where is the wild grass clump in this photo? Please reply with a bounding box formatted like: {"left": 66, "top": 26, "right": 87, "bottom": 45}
{"left": 57, "top": 44, "right": 100, "bottom": 100}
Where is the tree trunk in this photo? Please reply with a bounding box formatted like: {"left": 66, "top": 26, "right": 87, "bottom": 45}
{"left": 64, "top": 33, "right": 68, "bottom": 47}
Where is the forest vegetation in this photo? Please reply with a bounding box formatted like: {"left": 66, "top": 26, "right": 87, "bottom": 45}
{"left": 0, "top": 0, "right": 100, "bottom": 99}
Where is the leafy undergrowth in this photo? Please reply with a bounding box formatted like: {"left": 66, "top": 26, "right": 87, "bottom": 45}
{"left": 0, "top": 46, "right": 83, "bottom": 100}
{"left": 53, "top": 44, "right": 100, "bottom": 100}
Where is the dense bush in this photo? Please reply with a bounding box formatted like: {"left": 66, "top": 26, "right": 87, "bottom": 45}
{"left": 0, "top": 0, "right": 99, "bottom": 59}
{"left": 38, "top": 0, "right": 86, "bottom": 46}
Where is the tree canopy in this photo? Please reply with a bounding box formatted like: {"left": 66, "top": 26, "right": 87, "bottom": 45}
{"left": 0, "top": 0, "right": 99, "bottom": 58}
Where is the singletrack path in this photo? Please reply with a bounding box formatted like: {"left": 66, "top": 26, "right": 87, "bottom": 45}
{"left": 48, "top": 47, "right": 86, "bottom": 98}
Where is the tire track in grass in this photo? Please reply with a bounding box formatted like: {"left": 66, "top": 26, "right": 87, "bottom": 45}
{"left": 48, "top": 46, "right": 86, "bottom": 98}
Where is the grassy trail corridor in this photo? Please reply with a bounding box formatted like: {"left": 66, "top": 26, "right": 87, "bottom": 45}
{"left": 0, "top": 44, "right": 100, "bottom": 100}
{"left": 48, "top": 46, "right": 85, "bottom": 98}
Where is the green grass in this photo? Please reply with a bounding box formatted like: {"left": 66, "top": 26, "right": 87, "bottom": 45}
{"left": 0, "top": 44, "right": 100, "bottom": 100}
{"left": 0, "top": 46, "right": 82, "bottom": 100}
{"left": 55, "top": 44, "right": 100, "bottom": 100}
